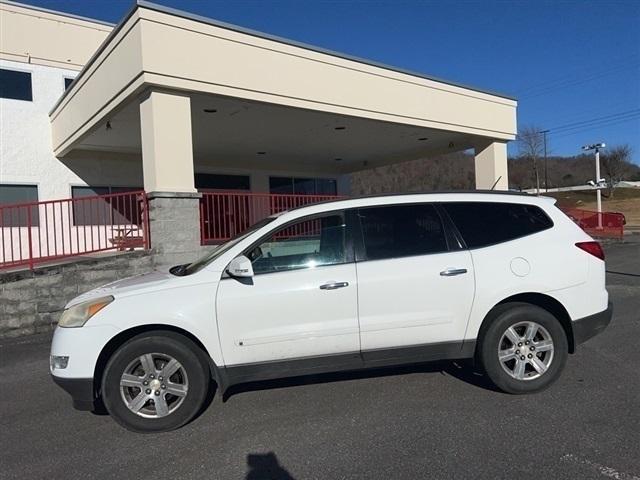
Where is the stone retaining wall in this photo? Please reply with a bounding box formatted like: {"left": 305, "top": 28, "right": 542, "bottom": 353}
{"left": 0, "top": 190, "right": 222, "bottom": 339}
{"left": 0, "top": 251, "right": 154, "bottom": 338}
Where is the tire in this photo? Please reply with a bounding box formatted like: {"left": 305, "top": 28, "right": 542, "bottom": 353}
{"left": 478, "top": 303, "right": 568, "bottom": 394}
{"left": 101, "top": 331, "right": 210, "bottom": 433}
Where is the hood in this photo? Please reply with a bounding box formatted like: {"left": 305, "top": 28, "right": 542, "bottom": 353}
{"left": 66, "top": 270, "right": 176, "bottom": 307}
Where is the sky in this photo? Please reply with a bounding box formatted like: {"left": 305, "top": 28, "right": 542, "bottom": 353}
{"left": 22, "top": 0, "right": 640, "bottom": 163}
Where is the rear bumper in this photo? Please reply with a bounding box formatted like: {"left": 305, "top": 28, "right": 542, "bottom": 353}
{"left": 51, "top": 375, "right": 95, "bottom": 411}
{"left": 573, "top": 302, "right": 613, "bottom": 346}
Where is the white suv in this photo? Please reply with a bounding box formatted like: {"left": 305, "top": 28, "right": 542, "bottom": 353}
{"left": 50, "top": 192, "right": 612, "bottom": 432}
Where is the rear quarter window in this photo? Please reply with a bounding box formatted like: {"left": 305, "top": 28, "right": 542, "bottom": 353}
{"left": 443, "top": 202, "right": 553, "bottom": 248}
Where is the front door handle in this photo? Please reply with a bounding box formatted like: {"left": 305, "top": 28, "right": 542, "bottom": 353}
{"left": 440, "top": 268, "right": 468, "bottom": 277}
{"left": 319, "top": 281, "right": 349, "bottom": 290}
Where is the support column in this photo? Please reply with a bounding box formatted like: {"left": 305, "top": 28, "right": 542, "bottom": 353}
{"left": 140, "top": 90, "right": 196, "bottom": 193}
{"left": 474, "top": 140, "right": 509, "bottom": 190}
{"left": 140, "top": 90, "right": 203, "bottom": 268}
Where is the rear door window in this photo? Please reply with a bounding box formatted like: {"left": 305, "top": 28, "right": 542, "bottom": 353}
{"left": 357, "top": 204, "right": 448, "bottom": 260}
{"left": 443, "top": 202, "right": 553, "bottom": 248}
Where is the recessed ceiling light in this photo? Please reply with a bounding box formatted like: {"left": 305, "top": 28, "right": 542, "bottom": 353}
{"left": 334, "top": 126, "right": 346, "bottom": 130}
{"left": 203, "top": 108, "right": 217, "bottom": 113}
{"left": 257, "top": 151, "right": 266, "bottom": 155}
{"left": 418, "top": 137, "right": 428, "bottom": 141}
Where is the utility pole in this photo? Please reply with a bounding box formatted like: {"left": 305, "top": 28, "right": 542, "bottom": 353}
{"left": 540, "top": 130, "right": 550, "bottom": 192}
{"left": 582, "top": 143, "right": 606, "bottom": 229}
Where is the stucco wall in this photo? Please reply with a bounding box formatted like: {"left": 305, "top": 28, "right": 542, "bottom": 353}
{"left": 0, "top": 0, "right": 112, "bottom": 70}
{"left": 1, "top": 59, "right": 80, "bottom": 201}
{"left": 0, "top": 59, "right": 145, "bottom": 201}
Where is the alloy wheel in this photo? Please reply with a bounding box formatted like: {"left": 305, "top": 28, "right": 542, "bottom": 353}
{"left": 498, "top": 321, "right": 554, "bottom": 381}
{"left": 119, "top": 353, "right": 189, "bottom": 418}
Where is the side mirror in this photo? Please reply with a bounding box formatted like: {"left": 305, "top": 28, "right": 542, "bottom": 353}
{"left": 226, "top": 255, "right": 254, "bottom": 278}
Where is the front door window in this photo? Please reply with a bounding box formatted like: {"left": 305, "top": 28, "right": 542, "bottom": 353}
{"left": 249, "top": 214, "right": 346, "bottom": 274}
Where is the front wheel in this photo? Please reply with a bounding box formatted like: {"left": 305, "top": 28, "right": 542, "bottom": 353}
{"left": 478, "top": 303, "right": 568, "bottom": 394}
{"left": 101, "top": 332, "right": 210, "bottom": 433}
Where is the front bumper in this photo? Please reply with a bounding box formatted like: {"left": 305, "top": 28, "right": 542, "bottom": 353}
{"left": 50, "top": 324, "right": 121, "bottom": 411}
{"left": 573, "top": 302, "right": 613, "bottom": 346}
{"left": 51, "top": 375, "right": 95, "bottom": 411}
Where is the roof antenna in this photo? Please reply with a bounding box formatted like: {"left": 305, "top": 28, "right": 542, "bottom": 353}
{"left": 490, "top": 176, "right": 502, "bottom": 191}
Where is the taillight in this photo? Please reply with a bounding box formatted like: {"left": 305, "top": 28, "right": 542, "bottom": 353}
{"left": 575, "top": 241, "right": 605, "bottom": 261}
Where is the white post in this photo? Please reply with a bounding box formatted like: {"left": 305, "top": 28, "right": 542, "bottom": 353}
{"left": 595, "top": 147, "right": 602, "bottom": 229}
{"left": 474, "top": 140, "right": 509, "bottom": 190}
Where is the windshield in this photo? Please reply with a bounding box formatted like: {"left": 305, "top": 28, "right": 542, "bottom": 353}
{"left": 178, "top": 217, "right": 276, "bottom": 276}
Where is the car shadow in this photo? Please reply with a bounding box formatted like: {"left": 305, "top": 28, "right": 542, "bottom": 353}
{"left": 246, "top": 452, "right": 296, "bottom": 480}
{"left": 91, "top": 360, "right": 498, "bottom": 421}
{"left": 443, "top": 359, "right": 501, "bottom": 392}
{"left": 222, "top": 358, "right": 500, "bottom": 402}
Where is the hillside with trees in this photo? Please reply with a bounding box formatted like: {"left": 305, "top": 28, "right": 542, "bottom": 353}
{"left": 350, "top": 146, "right": 639, "bottom": 195}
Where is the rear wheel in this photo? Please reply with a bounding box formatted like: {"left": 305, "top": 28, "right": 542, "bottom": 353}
{"left": 101, "top": 332, "right": 209, "bottom": 433}
{"left": 478, "top": 303, "right": 568, "bottom": 394}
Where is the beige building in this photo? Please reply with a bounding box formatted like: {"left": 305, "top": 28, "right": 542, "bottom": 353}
{"left": 1, "top": 1, "right": 113, "bottom": 204}
{"left": 1, "top": 0, "right": 517, "bottom": 266}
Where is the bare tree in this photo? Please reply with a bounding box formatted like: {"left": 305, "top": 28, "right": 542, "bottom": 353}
{"left": 517, "top": 125, "right": 544, "bottom": 194}
{"left": 601, "top": 144, "right": 633, "bottom": 197}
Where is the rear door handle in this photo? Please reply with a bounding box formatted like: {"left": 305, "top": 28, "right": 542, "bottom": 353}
{"left": 440, "top": 268, "right": 468, "bottom": 276}
{"left": 320, "top": 281, "right": 349, "bottom": 290}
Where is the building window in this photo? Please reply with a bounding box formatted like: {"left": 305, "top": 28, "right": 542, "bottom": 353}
{"left": 0, "top": 184, "right": 39, "bottom": 227}
{"left": 269, "top": 177, "right": 337, "bottom": 195}
{"left": 316, "top": 178, "right": 338, "bottom": 195}
{"left": 64, "top": 77, "right": 75, "bottom": 90}
{"left": 195, "top": 173, "right": 250, "bottom": 191}
{"left": 269, "top": 177, "right": 295, "bottom": 194}
{"left": 72, "top": 186, "right": 110, "bottom": 198}
{"left": 0, "top": 69, "right": 33, "bottom": 101}
{"left": 71, "top": 186, "right": 142, "bottom": 226}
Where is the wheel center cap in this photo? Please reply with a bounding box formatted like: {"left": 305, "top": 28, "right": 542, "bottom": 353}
{"left": 149, "top": 379, "right": 161, "bottom": 390}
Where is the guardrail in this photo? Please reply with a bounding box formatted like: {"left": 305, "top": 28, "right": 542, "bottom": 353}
{"left": 0, "top": 191, "right": 149, "bottom": 270}
{"left": 560, "top": 207, "right": 625, "bottom": 239}
{"left": 200, "top": 192, "right": 342, "bottom": 243}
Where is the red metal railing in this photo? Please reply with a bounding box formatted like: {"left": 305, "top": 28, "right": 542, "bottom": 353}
{"left": 199, "top": 192, "right": 342, "bottom": 243}
{"left": 560, "top": 207, "right": 625, "bottom": 239}
{"left": 0, "top": 191, "right": 149, "bottom": 270}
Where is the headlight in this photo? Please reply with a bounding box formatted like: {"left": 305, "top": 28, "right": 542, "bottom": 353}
{"left": 58, "top": 296, "right": 114, "bottom": 328}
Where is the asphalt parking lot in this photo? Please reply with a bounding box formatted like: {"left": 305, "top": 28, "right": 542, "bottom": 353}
{"left": 1, "top": 241, "right": 639, "bottom": 480}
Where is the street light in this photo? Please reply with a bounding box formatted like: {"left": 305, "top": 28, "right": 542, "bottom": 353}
{"left": 582, "top": 143, "right": 606, "bottom": 229}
